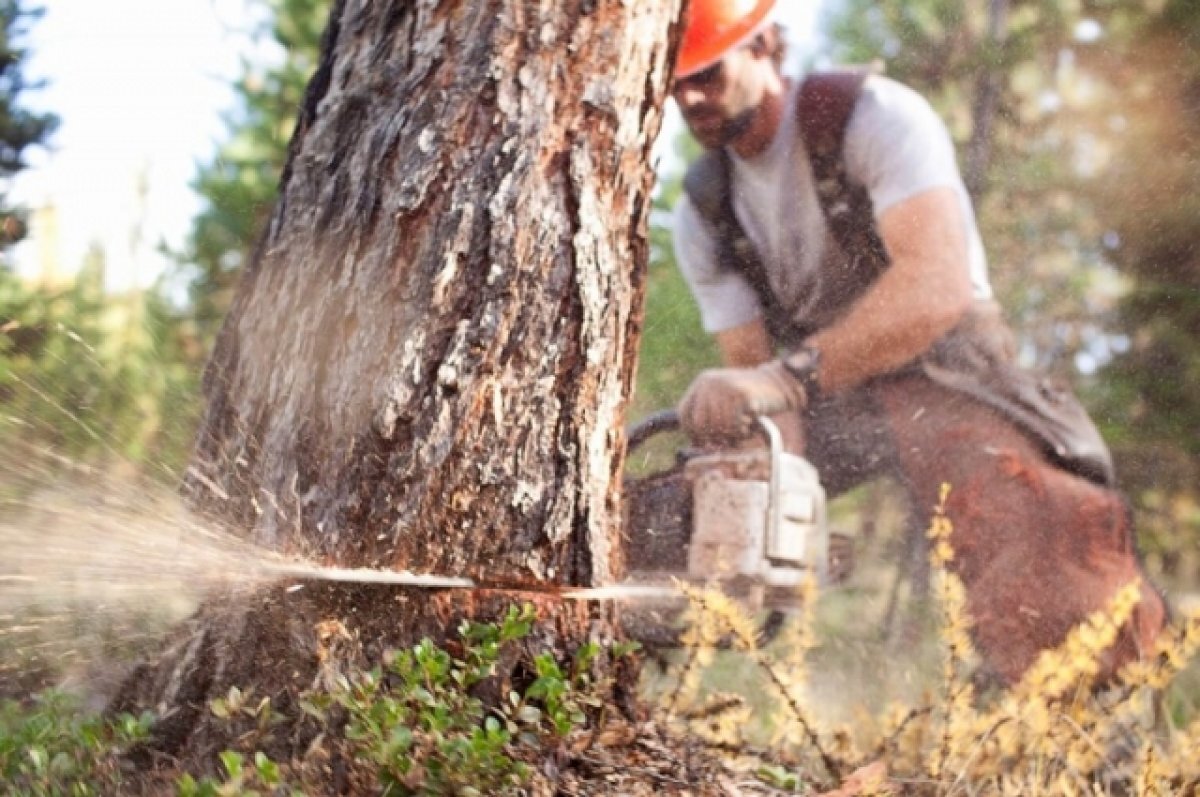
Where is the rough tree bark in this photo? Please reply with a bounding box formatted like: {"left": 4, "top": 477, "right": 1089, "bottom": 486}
{"left": 116, "top": 0, "right": 683, "bottom": 770}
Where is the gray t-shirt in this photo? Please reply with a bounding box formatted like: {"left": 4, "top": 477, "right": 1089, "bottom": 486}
{"left": 673, "top": 75, "right": 992, "bottom": 335}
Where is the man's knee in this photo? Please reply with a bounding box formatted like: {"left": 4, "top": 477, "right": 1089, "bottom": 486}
{"left": 951, "top": 471, "right": 1166, "bottom": 685}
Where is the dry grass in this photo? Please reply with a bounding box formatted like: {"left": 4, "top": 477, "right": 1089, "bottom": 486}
{"left": 657, "top": 484, "right": 1200, "bottom": 796}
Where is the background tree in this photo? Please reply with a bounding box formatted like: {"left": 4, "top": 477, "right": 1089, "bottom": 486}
{"left": 0, "top": 0, "right": 55, "bottom": 250}
{"left": 118, "top": 0, "right": 682, "bottom": 767}
{"left": 172, "top": 0, "right": 326, "bottom": 349}
{"left": 828, "top": 0, "right": 1115, "bottom": 377}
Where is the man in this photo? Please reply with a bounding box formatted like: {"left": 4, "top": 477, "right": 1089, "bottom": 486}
{"left": 669, "top": 0, "right": 1164, "bottom": 683}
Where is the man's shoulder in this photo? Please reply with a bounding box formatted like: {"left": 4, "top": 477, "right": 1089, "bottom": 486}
{"left": 681, "top": 149, "right": 727, "bottom": 221}
{"left": 795, "top": 69, "right": 933, "bottom": 114}
{"left": 851, "top": 74, "right": 942, "bottom": 128}
{"left": 791, "top": 70, "right": 939, "bottom": 144}
{"left": 836, "top": 73, "right": 951, "bottom": 162}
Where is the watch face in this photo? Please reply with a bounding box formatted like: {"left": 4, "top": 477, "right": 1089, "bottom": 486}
{"left": 788, "top": 346, "right": 817, "bottom": 372}
{"left": 783, "top": 345, "right": 821, "bottom": 396}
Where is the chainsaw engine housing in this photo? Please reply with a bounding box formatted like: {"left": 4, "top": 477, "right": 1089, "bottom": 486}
{"left": 622, "top": 416, "right": 829, "bottom": 615}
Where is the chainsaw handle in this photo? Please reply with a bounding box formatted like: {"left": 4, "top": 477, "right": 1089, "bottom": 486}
{"left": 625, "top": 409, "right": 681, "bottom": 453}
{"left": 627, "top": 409, "right": 787, "bottom": 455}
{"left": 758, "top": 415, "right": 784, "bottom": 566}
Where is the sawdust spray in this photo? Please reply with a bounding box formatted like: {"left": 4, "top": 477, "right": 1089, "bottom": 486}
{"left": 0, "top": 450, "right": 295, "bottom": 699}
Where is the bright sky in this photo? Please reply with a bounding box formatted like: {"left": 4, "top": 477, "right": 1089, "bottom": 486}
{"left": 6, "top": 0, "right": 264, "bottom": 292}
{"left": 6, "top": 1, "right": 822, "bottom": 294}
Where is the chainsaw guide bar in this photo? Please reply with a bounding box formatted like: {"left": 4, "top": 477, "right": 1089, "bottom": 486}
{"left": 249, "top": 412, "right": 833, "bottom": 613}
{"left": 257, "top": 561, "right": 683, "bottom": 603}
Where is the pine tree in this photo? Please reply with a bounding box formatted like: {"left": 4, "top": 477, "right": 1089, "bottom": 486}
{"left": 118, "top": 1, "right": 681, "bottom": 771}
{"left": 172, "top": 0, "right": 326, "bottom": 348}
{"left": 0, "top": 0, "right": 56, "bottom": 250}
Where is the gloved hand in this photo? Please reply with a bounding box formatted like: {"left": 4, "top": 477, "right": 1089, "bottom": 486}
{"left": 678, "top": 361, "right": 807, "bottom": 443}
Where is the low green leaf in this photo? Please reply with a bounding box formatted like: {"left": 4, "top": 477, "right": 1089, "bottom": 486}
{"left": 254, "top": 751, "right": 280, "bottom": 784}
{"left": 219, "top": 750, "right": 244, "bottom": 778}
{"left": 176, "top": 773, "right": 199, "bottom": 797}
{"left": 612, "top": 640, "right": 642, "bottom": 658}
{"left": 757, "top": 763, "right": 802, "bottom": 790}
{"left": 297, "top": 698, "right": 326, "bottom": 720}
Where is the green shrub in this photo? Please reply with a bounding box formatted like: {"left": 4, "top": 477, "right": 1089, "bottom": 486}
{"left": 0, "top": 690, "right": 152, "bottom": 796}
{"left": 177, "top": 605, "right": 639, "bottom": 796}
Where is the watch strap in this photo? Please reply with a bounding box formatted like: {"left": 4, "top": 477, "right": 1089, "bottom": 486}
{"left": 781, "top": 344, "right": 822, "bottom": 401}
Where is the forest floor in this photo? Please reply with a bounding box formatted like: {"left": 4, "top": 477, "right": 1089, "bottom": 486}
{"left": 4, "top": 476, "right": 1199, "bottom": 796}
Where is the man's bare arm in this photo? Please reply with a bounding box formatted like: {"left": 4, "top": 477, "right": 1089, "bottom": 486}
{"left": 715, "top": 319, "right": 774, "bottom": 367}
{"left": 683, "top": 186, "right": 970, "bottom": 446}
{"left": 805, "top": 186, "right": 973, "bottom": 393}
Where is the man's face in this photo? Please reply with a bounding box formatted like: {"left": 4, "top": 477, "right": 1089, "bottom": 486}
{"left": 672, "top": 45, "right": 768, "bottom": 150}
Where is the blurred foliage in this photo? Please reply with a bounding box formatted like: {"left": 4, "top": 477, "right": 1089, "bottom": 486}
{"left": 0, "top": 0, "right": 335, "bottom": 477}
{"left": 631, "top": 132, "right": 719, "bottom": 422}
{"left": 170, "top": 0, "right": 327, "bottom": 352}
{"left": 1080, "top": 0, "right": 1200, "bottom": 578}
{"left": 626, "top": 133, "right": 719, "bottom": 478}
{"left": 0, "top": 251, "right": 201, "bottom": 479}
{"left": 0, "top": 0, "right": 56, "bottom": 250}
{"left": 0, "top": 4, "right": 200, "bottom": 486}
{"left": 0, "top": 690, "right": 152, "bottom": 795}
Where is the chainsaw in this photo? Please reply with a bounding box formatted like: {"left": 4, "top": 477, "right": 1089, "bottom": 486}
{"left": 260, "top": 411, "right": 849, "bottom": 646}
{"left": 620, "top": 410, "right": 850, "bottom": 645}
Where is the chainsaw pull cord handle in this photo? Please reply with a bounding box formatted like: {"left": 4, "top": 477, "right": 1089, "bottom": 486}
{"left": 757, "top": 415, "right": 784, "bottom": 566}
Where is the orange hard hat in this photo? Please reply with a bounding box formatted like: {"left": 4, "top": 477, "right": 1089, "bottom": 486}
{"left": 675, "top": 0, "right": 778, "bottom": 78}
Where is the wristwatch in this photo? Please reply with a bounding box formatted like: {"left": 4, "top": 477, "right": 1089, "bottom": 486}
{"left": 781, "top": 342, "right": 822, "bottom": 401}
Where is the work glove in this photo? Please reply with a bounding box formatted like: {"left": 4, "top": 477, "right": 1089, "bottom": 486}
{"left": 678, "top": 361, "right": 807, "bottom": 444}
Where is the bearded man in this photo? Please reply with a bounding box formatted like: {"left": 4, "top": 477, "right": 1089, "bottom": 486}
{"left": 667, "top": 0, "right": 1164, "bottom": 682}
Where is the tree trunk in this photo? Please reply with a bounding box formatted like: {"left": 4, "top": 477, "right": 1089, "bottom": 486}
{"left": 964, "top": 0, "right": 1009, "bottom": 201}
{"left": 117, "top": 0, "right": 682, "bottom": 771}
{"left": 190, "top": 0, "right": 679, "bottom": 583}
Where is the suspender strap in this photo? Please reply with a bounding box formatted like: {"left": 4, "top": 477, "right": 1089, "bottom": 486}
{"left": 681, "top": 68, "right": 889, "bottom": 347}
{"left": 797, "top": 70, "right": 891, "bottom": 310}
{"left": 682, "top": 149, "right": 808, "bottom": 346}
